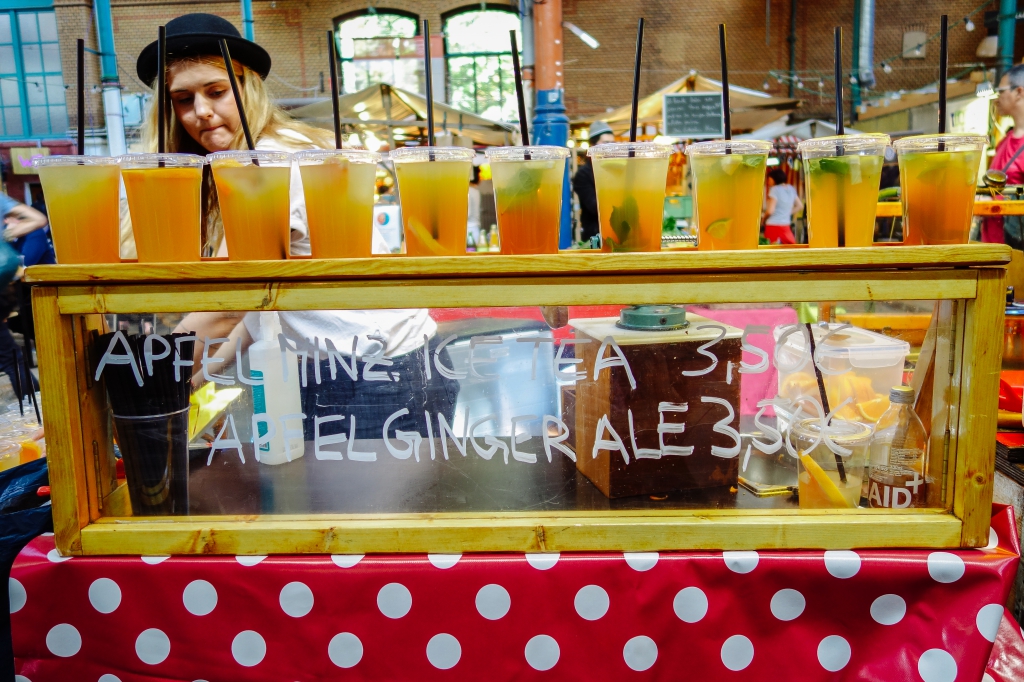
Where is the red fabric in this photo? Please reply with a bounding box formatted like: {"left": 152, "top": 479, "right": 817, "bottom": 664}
{"left": 984, "top": 607, "right": 1024, "bottom": 682}
{"left": 10, "top": 506, "right": 1021, "bottom": 681}
{"left": 765, "top": 223, "right": 797, "bottom": 245}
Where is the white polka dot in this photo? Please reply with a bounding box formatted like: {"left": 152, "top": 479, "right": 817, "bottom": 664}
{"left": 45, "top": 623, "right": 81, "bottom": 657}
{"left": 41, "top": 532, "right": 53, "bottom": 537}
{"left": 140, "top": 556, "right": 169, "bottom": 565}
{"left": 330, "top": 555, "right": 363, "bottom": 568}
{"left": 428, "top": 553, "right": 461, "bottom": 569}
{"left": 98, "top": 675, "right": 121, "bottom": 682}
{"left": 918, "top": 648, "right": 957, "bottom": 682}
{"left": 328, "top": 632, "right": 363, "bottom": 668}
{"left": 984, "top": 673, "right": 996, "bottom": 682}
{"left": 574, "top": 585, "right": 610, "bottom": 621}
{"left": 135, "top": 628, "right": 170, "bottom": 665}
{"left": 475, "top": 584, "right": 511, "bottom": 620}
{"left": 15, "top": 676, "right": 30, "bottom": 682}
{"left": 721, "top": 635, "right": 754, "bottom": 671}
{"left": 984, "top": 527, "right": 999, "bottom": 550}
{"left": 426, "top": 633, "right": 461, "bottom": 670}
{"left": 88, "top": 578, "right": 121, "bottom": 614}
{"left": 377, "top": 582, "right": 412, "bottom": 619}
{"left": 182, "top": 580, "right": 217, "bottom": 616}
{"left": 9, "top": 577, "right": 25, "bottom": 614}
{"left": 235, "top": 555, "right": 266, "bottom": 567}
{"left": 279, "top": 581, "right": 314, "bottom": 618}
{"left": 525, "top": 635, "right": 560, "bottom": 671}
{"left": 976, "top": 603, "right": 1004, "bottom": 642}
{"left": 623, "top": 552, "right": 658, "bottom": 572}
{"left": 673, "top": 587, "right": 708, "bottom": 623}
{"left": 525, "top": 553, "right": 559, "bottom": 570}
{"left": 723, "top": 551, "right": 758, "bottom": 574}
{"left": 870, "top": 594, "right": 906, "bottom": 625}
{"left": 927, "top": 552, "right": 966, "bottom": 583}
{"left": 824, "top": 550, "right": 861, "bottom": 579}
{"left": 817, "top": 635, "right": 851, "bottom": 672}
{"left": 623, "top": 636, "right": 658, "bottom": 672}
{"left": 770, "top": 589, "right": 805, "bottom": 621}
{"left": 231, "top": 630, "right": 266, "bottom": 667}
{"left": 46, "top": 549, "right": 71, "bottom": 563}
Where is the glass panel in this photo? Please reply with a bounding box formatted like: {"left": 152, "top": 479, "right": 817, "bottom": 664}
{"left": 444, "top": 10, "right": 520, "bottom": 55}
{"left": 47, "top": 102, "right": 66, "bottom": 131}
{"left": 21, "top": 43, "right": 40, "bottom": 73}
{"left": 0, "top": 78, "right": 18, "bottom": 106}
{"left": 0, "top": 15, "right": 12, "bottom": 45}
{"left": 28, "top": 104, "right": 47, "bottom": 134}
{"left": 4, "top": 106, "right": 22, "bottom": 136}
{"left": 45, "top": 74, "right": 62, "bottom": 104}
{"left": 91, "top": 301, "right": 950, "bottom": 517}
{"left": 336, "top": 13, "right": 417, "bottom": 40}
{"left": 17, "top": 13, "right": 37, "bottom": 44}
{"left": 25, "top": 79, "right": 43, "bottom": 105}
{"left": 41, "top": 42, "right": 60, "bottom": 73}
{"left": 37, "top": 12, "right": 56, "bottom": 42}
{"left": 0, "top": 46, "right": 16, "bottom": 74}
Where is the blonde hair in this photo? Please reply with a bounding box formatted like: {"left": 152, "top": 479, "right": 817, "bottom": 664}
{"left": 141, "top": 55, "right": 333, "bottom": 253}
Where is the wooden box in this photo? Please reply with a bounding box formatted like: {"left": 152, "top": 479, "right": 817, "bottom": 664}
{"left": 26, "top": 245, "right": 1009, "bottom": 555}
{"left": 572, "top": 315, "right": 742, "bottom": 498}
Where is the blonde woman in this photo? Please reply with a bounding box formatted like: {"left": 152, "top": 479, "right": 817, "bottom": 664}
{"left": 133, "top": 14, "right": 455, "bottom": 440}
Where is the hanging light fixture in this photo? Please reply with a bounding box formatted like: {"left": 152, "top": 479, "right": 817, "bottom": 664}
{"left": 882, "top": 62, "right": 893, "bottom": 74}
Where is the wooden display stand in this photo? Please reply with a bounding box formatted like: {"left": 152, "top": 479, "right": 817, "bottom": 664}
{"left": 26, "top": 245, "right": 1009, "bottom": 556}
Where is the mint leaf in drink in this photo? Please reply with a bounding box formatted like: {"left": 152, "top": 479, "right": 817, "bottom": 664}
{"left": 742, "top": 154, "right": 764, "bottom": 168}
{"left": 499, "top": 166, "right": 545, "bottom": 215}
{"left": 609, "top": 194, "right": 639, "bottom": 245}
{"left": 817, "top": 157, "right": 851, "bottom": 176}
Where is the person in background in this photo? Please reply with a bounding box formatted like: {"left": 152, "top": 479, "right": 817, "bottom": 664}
{"left": 983, "top": 63, "right": 1024, "bottom": 247}
{"left": 762, "top": 168, "right": 802, "bottom": 245}
{"left": 467, "top": 165, "right": 482, "bottom": 245}
{"left": 0, "top": 195, "right": 48, "bottom": 262}
{"left": 572, "top": 120, "right": 615, "bottom": 243}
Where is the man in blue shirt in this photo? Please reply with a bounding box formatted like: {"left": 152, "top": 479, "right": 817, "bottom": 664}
{"left": 0, "top": 193, "right": 51, "bottom": 267}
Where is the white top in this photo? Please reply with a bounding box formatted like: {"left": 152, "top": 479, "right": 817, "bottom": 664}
{"left": 766, "top": 184, "right": 798, "bottom": 226}
{"left": 248, "top": 130, "right": 436, "bottom": 358}
{"left": 467, "top": 185, "right": 481, "bottom": 233}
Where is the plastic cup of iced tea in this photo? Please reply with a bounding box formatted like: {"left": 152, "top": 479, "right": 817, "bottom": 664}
{"left": 587, "top": 142, "right": 672, "bottom": 252}
{"left": 391, "top": 146, "right": 474, "bottom": 256}
{"left": 120, "top": 153, "right": 205, "bottom": 263}
{"left": 798, "top": 134, "right": 889, "bottom": 248}
{"left": 893, "top": 134, "right": 985, "bottom": 245}
{"left": 485, "top": 146, "right": 569, "bottom": 255}
{"left": 209, "top": 150, "right": 292, "bottom": 260}
{"left": 686, "top": 139, "right": 772, "bottom": 251}
{"left": 33, "top": 155, "right": 121, "bottom": 264}
{"left": 295, "top": 148, "right": 381, "bottom": 259}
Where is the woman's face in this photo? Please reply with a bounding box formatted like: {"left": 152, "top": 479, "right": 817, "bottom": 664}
{"left": 167, "top": 61, "right": 240, "bottom": 152}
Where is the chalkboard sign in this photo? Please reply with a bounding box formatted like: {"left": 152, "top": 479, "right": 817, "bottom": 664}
{"left": 662, "top": 92, "right": 725, "bottom": 139}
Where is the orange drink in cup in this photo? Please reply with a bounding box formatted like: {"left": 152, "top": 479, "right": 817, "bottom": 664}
{"left": 588, "top": 142, "right": 672, "bottom": 252}
{"left": 391, "top": 146, "right": 474, "bottom": 256}
{"left": 209, "top": 150, "right": 292, "bottom": 260}
{"left": 485, "top": 146, "right": 569, "bottom": 254}
{"left": 120, "top": 153, "right": 205, "bottom": 262}
{"left": 686, "top": 140, "right": 771, "bottom": 251}
{"left": 33, "top": 156, "right": 121, "bottom": 264}
{"left": 893, "top": 134, "right": 985, "bottom": 245}
{"left": 798, "top": 134, "right": 889, "bottom": 248}
{"left": 295, "top": 149, "right": 381, "bottom": 259}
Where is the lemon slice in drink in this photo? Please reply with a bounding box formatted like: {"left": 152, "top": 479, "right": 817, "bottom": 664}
{"left": 706, "top": 218, "right": 732, "bottom": 239}
{"left": 799, "top": 454, "right": 854, "bottom": 508}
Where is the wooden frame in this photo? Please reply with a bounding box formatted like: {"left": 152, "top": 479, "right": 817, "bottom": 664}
{"left": 28, "top": 245, "right": 1010, "bottom": 555}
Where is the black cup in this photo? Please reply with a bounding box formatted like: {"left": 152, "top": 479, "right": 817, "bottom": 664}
{"left": 113, "top": 407, "right": 190, "bottom": 515}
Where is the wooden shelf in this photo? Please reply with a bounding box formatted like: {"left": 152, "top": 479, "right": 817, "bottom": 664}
{"left": 25, "top": 244, "right": 1012, "bottom": 285}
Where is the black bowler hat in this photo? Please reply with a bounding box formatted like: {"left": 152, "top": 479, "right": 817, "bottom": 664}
{"left": 136, "top": 13, "right": 271, "bottom": 86}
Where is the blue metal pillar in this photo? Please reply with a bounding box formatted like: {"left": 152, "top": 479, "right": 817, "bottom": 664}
{"left": 241, "top": 0, "right": 255, "bottom": 42}
{"left": 533, "top": 89, "right": 571, "bottom": 247}
{"left": 93, "top": 0, "right": 125, "bottom": 156}
{"left": 998, "top": 0, "right": 1018, "bottom": 80}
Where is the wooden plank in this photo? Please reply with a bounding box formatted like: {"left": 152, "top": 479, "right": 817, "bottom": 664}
{"left": 32, "top": 287, "right": 87, "bottom": 555}
{"left": 954, "top": 268, "right": 1005, "bottom": 545}
{"left": 73, "top": 314, "right": 116, "bottom": 520}
{"left": 78, "top": 512, "right": 963, "bottom": 554}
{"left": 25, "top": 244, "right": 1011, "bottom": 285}
{"left": 56, "top": 270, "right": 980, "bottom": 314}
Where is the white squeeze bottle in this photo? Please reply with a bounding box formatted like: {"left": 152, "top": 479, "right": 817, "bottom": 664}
{"left": 248, "top": 311, "right": 304, "bottom": 465}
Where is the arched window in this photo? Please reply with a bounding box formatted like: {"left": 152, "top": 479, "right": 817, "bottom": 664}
{"left": 444, "top": 7, "right": 520, "bottom": 121}
{"left": 335, "top": 10, "right": 419, "bottom": 95}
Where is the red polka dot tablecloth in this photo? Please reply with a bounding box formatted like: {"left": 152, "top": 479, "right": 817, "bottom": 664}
{"left": 9, "top": 506, "right": 1022, "bottom": 681}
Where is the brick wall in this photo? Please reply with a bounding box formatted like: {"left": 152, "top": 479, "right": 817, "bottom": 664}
{"left": 51, "top": 0, "right": 1012, "bottom": 130}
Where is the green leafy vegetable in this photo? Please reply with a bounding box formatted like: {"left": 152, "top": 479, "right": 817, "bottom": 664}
{"left": 499, "top": 167, "right": 545, "bottom": 215}
{"left": 609, "top": 194, "right": 640, "bottom": 245}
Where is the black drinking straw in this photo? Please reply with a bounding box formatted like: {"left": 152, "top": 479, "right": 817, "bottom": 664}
{"left": 805, "top": 323, "right": 848, "bottom": 484}
{"left": 938, "top": 15, "right": 948, "bottom": 150}
{"left": 327, "top": 30, "right": 343, "bottom": 149}
{"left": 157, "top": 26, "right": 166, "bottom": 167}
{"left": 422, "top": 20, "right": 435, "bottom": 160}
{"left": 626, "top": 18, "right": 643, "bottom": 157}
{"left": 834, "top": 26, "right": 846, "bottom": 246}
{"left": 21, "top": 348, "right": 39, "bottom": 423}
{"left": 509, "top": 30, "right": 531, "bottom": 159}
{"left": 218, "top": 39, "right": 258, "bottom": 165}
{"left": 76, "top": 39, "right": 84, "bottom": 157}
{"left": 719, "top": 24, "right": 732, "bottom": 143}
